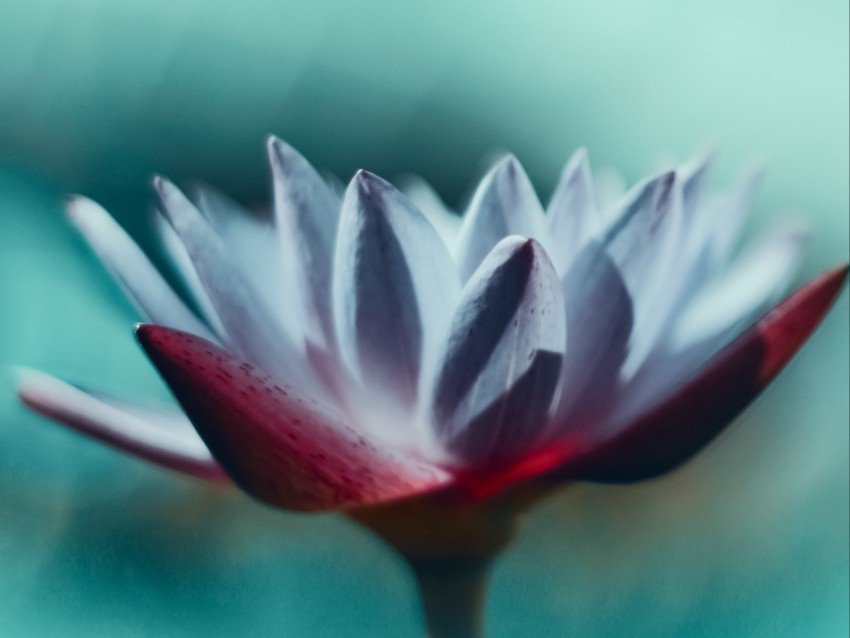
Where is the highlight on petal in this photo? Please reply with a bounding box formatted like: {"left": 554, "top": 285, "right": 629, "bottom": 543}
{"left": 268, "top": 136, "right": 341, "bottom": 348}
{"left": 16, "top": 369, "right": 226, "bottom": 481}
{"left": 66, "top": 196, "right": 216, "bottom": 342}
{"left": 546, "top": 148, "right": 600, "bottom": 274}
{"left": 602, "top": 171, "right": 682, "bottom": 378}
{"left": 154, "top": 177, "right": 310, "bottom": 389}
{"left": 455, "top": 155, "right": 546, "bottom": 282}
{"left": 136, "top": 325, "right": 452, "bottom": 512}
{"left": 462, "top": 264, "right": 848, "bottom": 498}
{"left": 332, "top": 170, "right": 461, "bottom": 429}
{"left": 430, "top": 237, "right": 565, "bottom": 469}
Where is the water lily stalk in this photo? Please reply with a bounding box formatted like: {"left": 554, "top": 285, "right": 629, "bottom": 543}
{"left": 352, "top": 484, "right": 547, "bottom": 638}
{"left": 15, "top": 136, "right": 848, "bottom": 636}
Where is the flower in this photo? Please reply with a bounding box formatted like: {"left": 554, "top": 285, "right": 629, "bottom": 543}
{"left": 17, "top": 137, "right": 847, "bottom": 515}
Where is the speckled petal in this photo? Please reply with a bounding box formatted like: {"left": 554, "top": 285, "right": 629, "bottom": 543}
{"left": 136, "top": 325, "right": 452, "bottom": 512}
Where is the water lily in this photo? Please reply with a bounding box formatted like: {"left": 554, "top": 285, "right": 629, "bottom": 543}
{"left": 17, "top": 137, "right": 847, "bottom": 637}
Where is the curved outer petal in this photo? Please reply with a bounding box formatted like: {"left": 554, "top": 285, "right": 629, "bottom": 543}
{"left": 430, "top": 237, "right": 565, "bottom": 469}
{"left": 136, "top": 325, "right": 453, "bottom": 512}
{"left": 66, "top": 197, "right": 216, "bottom": 342}
{"left": 546, "top": 148, "right": 600, "bottom": 274}
{"left": 16, "top": 369, "right": 226, "bottom": 481}
{"left": 461, "top": 264, "right": 848, "bottom": 498}
{"left": 154, "top": 177, "right": 310, "bottom": 389}
{"left": 455, "top": 156, "right": 546, "bottom": 282}
{"left": 268, "top": 137, "right": 341, "bottom": 348}
{"left": 333, "top": 171, "right": 461, "bottom": 427}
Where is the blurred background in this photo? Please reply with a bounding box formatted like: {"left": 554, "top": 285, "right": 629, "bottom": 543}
{"left": 0, "top": 0, "right": 847, "bottom": 636}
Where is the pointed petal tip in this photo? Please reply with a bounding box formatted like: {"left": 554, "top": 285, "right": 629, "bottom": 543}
{"left": 493, "top": 153, "right": 523, "bottom": 178}
{"left": 267, "top": 135, "right": 299, "bottom": 170}
{"left": 351, "top": 169, "right": 387, "bottom": 197}
{"left": 64, "top": 195, "right": 96, "bottom": 224}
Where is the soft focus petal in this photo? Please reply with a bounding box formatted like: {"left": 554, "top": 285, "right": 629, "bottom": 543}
{"left": 398, "top": 175, "right": 462, "bottom": 252}
{"left": 136, "top": 325, "right": 452, "bottom": 512}
{"left": 708, "top": 166, "right": 764, "bottom": 269}
{"left": 16, "top": 369, "right": 226, "bottom": 481}
{"left": 193, "top": 184, "right": 301, "bottom": 343}
{"left": 671, "top": 223, "right": 807, "bottom": 350}
{"left": 679, "top": 151, "right": 713, "bottom": 220}
{"left": 603, "top": 171, "right": 682, "bottom": 377}
{"left": 430, "top": 237, "right": 565, "bottom": 468}
{"left": 549, "top": 240, "right": 633, "bottom": 432}
{"left": 155, "top": 177, "right": 309, "bottom": 388}
{"left": 333, "top": 171, "right": 460, "bottom": 427}
{"left": 546, "top": 148, "right": 600, "bottom": 274}
{"left": 455, "top": 156, "right": 545, "bottom": 281}
{"left": 593, "top": 167, "right": 626, "bottom": 222}
{"left": 268, "top": 137, "right": 341, "bottom": 347}
{"left": 66, "top": 196, "right": 216, "bottom": 342}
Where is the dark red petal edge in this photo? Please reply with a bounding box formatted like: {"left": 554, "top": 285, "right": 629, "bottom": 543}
{"left": 136, "top": 325, "right": 452, "bottom": 512}
{"left": 463, "top": 263, "right": 848, "bottom": 498}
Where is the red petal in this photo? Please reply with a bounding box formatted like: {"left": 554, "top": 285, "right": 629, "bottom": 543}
{"left": 136, "top": 325, "right": 452, "bottom": 512}
{"left": 464, "top": 264, "right": 848, "bottom": 497}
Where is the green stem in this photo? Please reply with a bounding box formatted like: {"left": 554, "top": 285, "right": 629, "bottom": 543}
{"left": 406, "top": 554, "right": 492, "bottom": 638}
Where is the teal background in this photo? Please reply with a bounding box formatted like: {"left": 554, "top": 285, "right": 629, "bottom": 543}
{"left": 0, "top": 1, "right": 847, "bottom": 636}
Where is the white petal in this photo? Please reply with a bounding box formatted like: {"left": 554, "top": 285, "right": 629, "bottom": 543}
{"left": 332, "top": 171, "right": 461, "bottom": 435}
{"left": 429, "top": 237, "right": 565, "bottom": 468}
{"left": 455, "top": 155, "right": 545, "bottom": 282}
{"left": 66, "top": 196, "right": 216, "bottom": 342}
{"left": 154, "top": 177, "right": 309, "bottom": 387}
{"left": 709, "top": 166, "right": 764, "bottom": 269}
{"left": 153, "top": 212, "right": 226, "bottom": 338}
{"left": 671, "top": 222, "right": 808, "bottom": 350}
{"left": 602, "top": 172, "right": 683, "bottom": 378}
{"left": 268, "top": 136, "right": 341, "bottom": 348}
{"left": 551, "top": 240, "right": 633, "bottom": 431}
{"left": 193, "top": 184, "right": 301, "bottom": 343}
{"left": 16, "top": 369, "right": 223, "bottom": 480}
{"left": 546, "top": 148, "right": 601, "bottom": 274}
{"left": 593, "top": 167, "right": 626, "bottom": 223}
{"left": 398, "top": 175, "right": 462, "bottom": 253}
